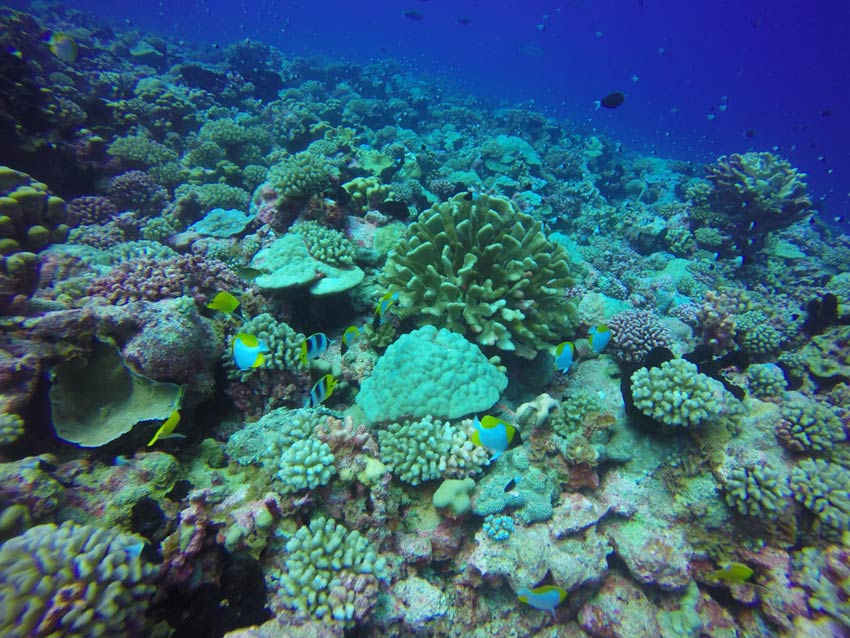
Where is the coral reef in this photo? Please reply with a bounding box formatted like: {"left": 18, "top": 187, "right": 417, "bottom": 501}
{"left": 381, "top": 193, "right": 577, "bottom": 358}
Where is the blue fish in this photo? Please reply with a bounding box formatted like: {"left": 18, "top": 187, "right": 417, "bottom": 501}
{"left": 233, "top": 333, "right": 269, "bottom": 370}
{"left": 517, "top": 585, "right": 567, "bottom": 617}
{"left": 373, "top": 291, "right": 399, "bottom": 329}
{"left": 471, "top": 415, "right": 518, "bottom": 460}
{"left": 300, "top": 333, "right": 330, "bottom": 366}
{"left": 554, "top": 341, "right": 576, "bottom": 373}
{"left": 305, "top": 374, "right": 338, "bottom": 408}
{"left": 588, "top": 325, "right": 611, "bottom": 353}
{"left": 341, "top": 325, "right": 361, "bottom": 353}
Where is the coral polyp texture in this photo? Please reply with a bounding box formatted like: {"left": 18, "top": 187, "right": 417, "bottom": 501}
{"left": 0, "top": 521, "right": 159, "bottom": 638}
{"left": 704, "top": 151, "right": 812, "bottom": 233}
{"left": 380, "top": 193, "right": 577, "bottom": 358}
{"left": 356, "top": 326, "right": 507, "bottom": 422}
{"left": 630, "top": 358, "right": 731, "bottom": 428}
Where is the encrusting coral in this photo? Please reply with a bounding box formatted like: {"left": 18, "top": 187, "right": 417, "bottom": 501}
{"left": 381, "top": 193, "right": 577, "bottom": 358}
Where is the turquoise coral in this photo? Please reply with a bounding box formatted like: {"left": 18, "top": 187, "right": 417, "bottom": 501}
{"left": 356, "top": 326, "right": 507, "bottom": 422}
{"left": 472, "top": 448, "right": 555, "bottom": 525}
{"left": 276, "top": 437, "right": 336, "bottom": 493}
{"left": 380, "top": 193, "right": 577, "bottom": 358}
{"left": 482, "top": 514, "right": 515, "bottom": 541}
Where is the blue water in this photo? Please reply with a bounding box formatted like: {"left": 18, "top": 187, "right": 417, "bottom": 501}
{"left": 46, "top": 0, "right": 850, "bottom": 226}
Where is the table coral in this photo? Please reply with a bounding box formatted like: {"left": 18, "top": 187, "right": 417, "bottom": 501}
{"left": 380, "top": 192, "right": 577, "bottom": 358}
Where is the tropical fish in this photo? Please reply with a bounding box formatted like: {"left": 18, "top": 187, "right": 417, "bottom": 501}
{"left": 373, "top": 291, "right": 399, "bottom": 329}
{"left": 403, "top": 10, "right": 424, "bottom": 20}
{"left": 471, "top": 415, "right": 518, "bottom": 460}
{"left": 341, "top": 325, "right": 361, "bottom": 353}
{"left": 503, "top": 476, "right": 522, "bottom": 492}
{"left": 44, "top": 32, "right": 78, "bottom": 64}
{"left": 595, "top": 91, "right": 625, "bottom": 109}
{"left": 588, "top": 325, "right": 611, "bottom": 353}
{"left": 235, "top": 266, "right": 268, "bottom": 281}
{"left": 147, "top": 410, "right": 183, "bottom": 446}
{"left": 206, "top": 291, "right": 241, "bottom": 315}
{"left": 233, "top": 333, "right": 269, "bottom": 370}
{"left": 517, "top": 585, "right": 567, "bottom": 617}
{"left": 300, "top": 333, "right": 330, "bottom": 366}
{"left": 709, "top": 562, "right": 754, "bottom": 584}
{"left": 305, "top": 374, "right": 337, "bottom": 408}
{"left": 554, "top": 341, "right": 576, "bottom": 373}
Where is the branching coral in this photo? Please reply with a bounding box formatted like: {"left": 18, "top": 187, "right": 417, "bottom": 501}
{"left": 722, "top": 461, "right": 792, "bottom": 517}
{"left": 791, "top": 458, "right": 850, "bottom": 533}
{"left": 775, "top": 397, "right": 845, "bottom": 453}
{"left": 381, "top": 193, "right": 576, "bottom": 358}
{"left": 607, "top": 309, "right": 674, "bottom": 364}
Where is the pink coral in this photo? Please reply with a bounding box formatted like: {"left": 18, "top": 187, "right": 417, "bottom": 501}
{"left": 87, "top": 254, "right": 240, "bottom": 306}
{"left": 607, "top": 309, "right": 674, "bottom": 364}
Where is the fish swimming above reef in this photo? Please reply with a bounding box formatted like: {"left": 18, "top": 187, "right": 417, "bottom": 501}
{"left": 300, "top": 332, "right": 330, "bottom": 366}
{"left": 595, "top": 91, "right": 625, "bottom": 109}
{"left": 554, "top": 341, "right": 576, "bottom": 373}
{"left": 147, "top": 410, "right": 183, "bottom": 446}
{"left": 44, "top": 31, "right": 78, "bottom": 64}
{"left": 206, "top": 291, "right": 241, "bottom": 316}
{"left": 517, "top": 585, "right": 567, "bottom": 616}
{"left": 471, "top": 415, "right": 519, "bottom": 460}
{"left": 708, "top": 562, "right": 754, "bottom": 584}
{"left": 306, "top": 374, "right": 338, "bottom": 408}
{"left": 233, "top": 333, "right": 269, "bottom": 370}
{"left": 341, "top": 325, "right": 361, "bottom": 353}
{"left": 373, "top": 291, "right": 399, "bottom": 329}
{"left": 588, "top": 325, "right": 611, "bottom": 352}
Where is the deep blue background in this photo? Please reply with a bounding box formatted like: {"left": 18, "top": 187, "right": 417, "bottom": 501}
{"left": 31, "top": 0, "right": 850, "bottom": 225}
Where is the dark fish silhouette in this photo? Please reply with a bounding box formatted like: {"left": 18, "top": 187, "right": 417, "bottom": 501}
{"left": 457, "top": 16, "right": 472, "bottom": 25}
{"left": 403, "top": 10, "right": 424, "bottom": 20}
{"left": 596, "top": 91, "right": 625, "bottom": 109}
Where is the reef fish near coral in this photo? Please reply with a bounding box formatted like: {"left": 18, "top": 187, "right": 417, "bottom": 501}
{"left": 588, "top": 325, "right": 611, "bottom": 352}
{"left": 300, "top": 332, "right": 330, "bottom": 366}
{"left": 147, "top": 410, "right": 183, "bottom": 446}
{"left": 517, "top": 585, "right": 567, "bottom": 616}
{"left": 233, "top": 333, "right": 269, "bottom": 370}
{"left": 206, "top": 290, "right": 241, "bottom": 316}
{"left": 554, "top": 341, "right": 576, "bottom": 373}
{"left": 471, "top": 415, "right": 519, "bottom": 460}
{"left": 373, "top": 291, "right": 399, "bottom": 329}
{"left": 341, "top": 325, "right": 361, "bottom": 353}
{"left": 306, "top": 374, "right": 338, "bottom": 408}
{"left": 708, "top": 562, "right": 754, "bottom": 584}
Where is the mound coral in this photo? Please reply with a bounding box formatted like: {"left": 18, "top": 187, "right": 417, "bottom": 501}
{"left": 273, "top": 515, "right": 388, "bottom": 623}
{"left": 0, "top": 521, "right": 159, "bottom": 638}
{"left": 108, "top": 170, "right": 167, "bottom": 217}
{"left": 748, "top": 363, "right": 788, "bottom": 398}
{"left": 380, "top": 193, "right": 577, "bottom": 358}
{"left": 775, "top": 397, "right": 845, "bottom": 453}
{"left": 630, "top": 358, "right": 730, "bottom": 428}
{"left": 356, "top": 326, "right": 507, "bottom": 422}
{"left": 791, "top": 458, "right": 850, "bottom": 532}
{"left": 66, "top": 195, "right": 118, "bottom": 226}
{"left": 722, "top": 461, "right": 792, "bottom": 517}
{"left": 472, "top": 448, "right": 555, "bottom": 524}
{"left": 607, "top": 309, "right": 674, "bottom": 364}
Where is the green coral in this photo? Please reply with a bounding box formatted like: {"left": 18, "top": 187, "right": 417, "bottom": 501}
{"left": 722, "top": 461, "right": 792, "bottom": 516}
{"left": 791, "top": 458, "right": 850, "bottom": 532}
{"left": 377, "top": 416, "right": 480, "bottom": 486}
{"left": 277, "top": 438, "right": 336, "bottom": 493}
{"left": 0, "top": 412, "right": 23, "bottom": 446}
{"left": 275, "top": 515, "right": 388, "bottom": 622}
{"left": 748, "top": 363, "right": 787, "bottom": 398}
{"left": 175, "top": 183, "right": 250, "bottom": 212}
{"left": 0, "top": 522, "right": 159, "bottom": 638}
{"left": 801, "top": 325, "right": 850, "bottom": 379}
{"left": 107, "top": 133, "right": 177, "bottom": 166}
{"left": 381, "top": 193, "right": 577, "bottom": 358}
{"left": 356, "top": 326, "right": 507, "bottom": 422}
{"left": 472, "top": 448, "right": 555, "bottom": 525}
{"left": 779, "top": 397, "right": 845, "bottom": 453}
{"left": 225, "top": 407, "right": 321, "bottom": 466}
{"left": 290, "top": 221, "right": 355, "bottom": 266}
{"left": 342, "top": 176, "right": 396, "bottom": 214}
{"left": 795, "top": 537, "right": 850, "bottom": 626}
{"left": 267, "top": 149, "right": 337, "bottom": 202}
{"left": 630, "top": 358, "right": 731, "bottom": 428}
{"left": 225, "top": 313, "right": 305, "bottom": 381}
{"left": 705, "top": 151, "right": 812, "bottom": 231}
